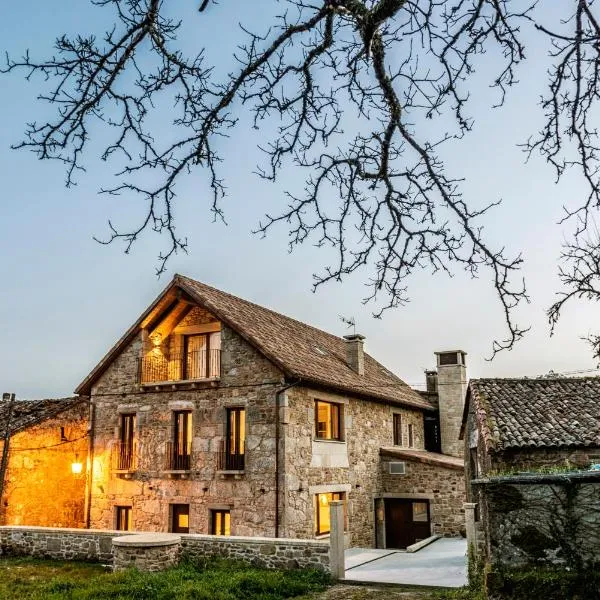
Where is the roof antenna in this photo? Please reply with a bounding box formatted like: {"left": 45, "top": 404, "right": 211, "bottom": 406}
{"left": 339, "top": 315, "right": 356, "bottom": 336}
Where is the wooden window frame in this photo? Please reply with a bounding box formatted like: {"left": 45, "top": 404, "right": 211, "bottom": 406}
{"left": 408, "top": 423, "right": 414, "bottom": 448}
{"left": 393, "top": 413, "right": 402, "bottom": 446}
{"left": 210, "top": 509, "right": 231, "bottom": 536}
{"left": 315, "top": 492, "right": 347, "bottom": 536}
{"left": 183, "top": 333, "right": 209, "bottom": 380}
{"left": 172, "top": 410, "right": 192, "bottom": 470}
{"left": 115, "top": 506, "right": 132, "bottom": 531}
{"left": 314, "top": 400, "right": 343, "bottom": 441}
{"left": 170, "top": 503, "right": 190, "bottom": 533}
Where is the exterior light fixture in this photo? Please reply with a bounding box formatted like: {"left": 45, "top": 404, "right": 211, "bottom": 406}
{"left": 71, "top": 455, "right": 83, "bottom": 475}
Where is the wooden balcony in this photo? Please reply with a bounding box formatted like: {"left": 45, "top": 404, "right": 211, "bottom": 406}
{"left": 111, "top": 440, "right": 138, "bottom": 477}
{"left": 138, "top": 349, "right": 220, "bottom": 385}
{"left": 217, "top": 439, "right": 245, "bottom": 474}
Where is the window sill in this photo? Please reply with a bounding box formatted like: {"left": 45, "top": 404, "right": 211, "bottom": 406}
{"left": 216, "top": 470, "right": 245, "bottom": 480}
{"left": 163, "top": 470, "right": 192, "bottom": 479}
{"left": 313, "top": 438, "right": 346, "bottom": 444}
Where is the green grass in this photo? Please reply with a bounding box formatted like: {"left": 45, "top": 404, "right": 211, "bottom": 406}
{"left": 0, "top": 557, "right": 331, "bottom": 600}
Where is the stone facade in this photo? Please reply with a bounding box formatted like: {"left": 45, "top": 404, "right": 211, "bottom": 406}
{"left": 0, "top": 402, "right": 89, "bottom": 528}
{"left": 475, "top": 473, "right": 600, "bottom": 569}
{"left": 379, "top": 452, "right": 466, "bottom": 537}
{"left": 281, "top": 386, "right": 426, "bottom": 547}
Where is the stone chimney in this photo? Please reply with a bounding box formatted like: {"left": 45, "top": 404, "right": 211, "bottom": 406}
{"left": 344, "top": 334, "right": 365, "bottom": 376}
{"left": 434, "top": 350, "right": 468, "bottom": 458}
{"left": 425, "top": 370, "right": 438, "bottom": 393}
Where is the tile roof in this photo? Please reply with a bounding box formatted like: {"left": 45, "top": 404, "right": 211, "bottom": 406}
{"left": 76, "top": 274, "right": 432, "bottom": 411}
{"left": 380, "top": 447, "right": 464, "bottom": 470}
{"left": 467, "top": 378, "right": 600, "bottom": 452}
{"left": 0, "top": 397, "right": 87, "bottom": 436}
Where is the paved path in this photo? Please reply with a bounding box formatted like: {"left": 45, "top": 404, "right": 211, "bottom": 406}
{"left": 344, "top": 538, "right": 467, "bottom": 588}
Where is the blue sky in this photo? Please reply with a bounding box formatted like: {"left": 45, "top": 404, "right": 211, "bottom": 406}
{"left": 1, "top": 1, "right": 599, "bottom": 399}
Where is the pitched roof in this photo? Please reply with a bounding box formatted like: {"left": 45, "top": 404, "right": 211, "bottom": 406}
{"left": 76, "top": 274, "right": 432, "bottom": 411}
{"left": 466, "top": 378, "right": 600, "bottom": 452}
{"left": 380, "top": 447, "right": 464, "bottom": 470}
{"left": 0, "top": 397, "right": 87, "bottom": 437}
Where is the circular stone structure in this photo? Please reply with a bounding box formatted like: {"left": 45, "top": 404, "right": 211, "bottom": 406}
{"left": 112, "top": 533, "right": 181, "bottom": 572}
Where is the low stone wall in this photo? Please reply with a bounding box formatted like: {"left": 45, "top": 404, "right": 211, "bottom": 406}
{"left": 0, "top": 526, "right": 331, "bottom": 573}
{"left": 475, "top": 472, "right": 600, "bottom": 569}
{"left": 180, "top": 534, "right": 330, "bottom": 571}
{"left": 0, "top": 526, "right": 126, "bottom": 563}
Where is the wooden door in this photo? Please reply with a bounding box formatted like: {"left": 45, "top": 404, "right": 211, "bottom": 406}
{"left": 384, "top": 499, "right": 431, "bottom": 549}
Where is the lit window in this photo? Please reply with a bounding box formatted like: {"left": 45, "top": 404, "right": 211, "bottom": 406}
{"left": 211, "top": 510, "right": 231, "bottom": 536}
{"left": 315, "top": 400, "right": 342, "bottom": 441}
{"left": 170, "top": 504, "right": 190, "bottom": 533}
{"left": 412, "top": 502, "right": 428, "bottom": 522}
{"left": 115, "top": 506, "right": 132, "bottom": 531}
{"left": 315, "top": 492, "right": 347, "bottom": 535}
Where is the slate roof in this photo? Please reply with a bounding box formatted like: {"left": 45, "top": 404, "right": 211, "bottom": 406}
{"left": 380, "top": 447, "right": 464, "bottom": 470}
{"left": 0, "top": 397, "right": 87, "bottom": 436}
{"left": 466, "top": 378, "right": 600, "bottom": 452}
{"left": 76, "top": 274, "right": 432, "bottom": 411}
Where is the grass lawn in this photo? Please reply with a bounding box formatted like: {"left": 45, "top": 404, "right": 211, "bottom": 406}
{"left": 0, "top": 557, "right": 331, "bottom": 600}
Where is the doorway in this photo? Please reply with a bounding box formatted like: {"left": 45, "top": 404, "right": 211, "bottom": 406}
{"left": 384, "top": 499, "right": 431, "bottom": 549}
{"left": 170, "top": 504, "right": 190, "bottom": 533}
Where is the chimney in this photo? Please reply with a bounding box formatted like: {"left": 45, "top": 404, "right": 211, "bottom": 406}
{"left": 434, "top": 350, "right": 468, "bottom": 458}
{"left": 344, "top": 334, "right": 365, "bottom": 376}
{"left": 425, "top": 370, "right": 438, "bottom": 393}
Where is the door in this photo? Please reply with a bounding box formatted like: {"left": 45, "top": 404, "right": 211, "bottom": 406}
{"left": 384, "top": 499, "right": 431, "bottom": 549}
{"left": 172, "top": 411, "right": 192, "bottom": 470}
{"left": 171, "top": 504, "right": 190, "bottom": 533}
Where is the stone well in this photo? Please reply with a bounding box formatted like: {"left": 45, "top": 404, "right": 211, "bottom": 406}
{"left": 112, "top": 533, "right": 181, "bottom": 572}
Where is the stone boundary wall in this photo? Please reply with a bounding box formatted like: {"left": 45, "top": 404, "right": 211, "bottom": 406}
{"left": 474, "top": 472, "right": 600, "bottom": 568}
{"left": 180, "top": 534, "right": 330, "bottom": 571}
{"left": 0, "top": 526, "right": 331, "bottom": 573}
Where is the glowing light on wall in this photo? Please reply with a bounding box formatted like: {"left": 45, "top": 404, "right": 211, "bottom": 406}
{"left": 71, "top": 454, "right": 83, "bottom": 475}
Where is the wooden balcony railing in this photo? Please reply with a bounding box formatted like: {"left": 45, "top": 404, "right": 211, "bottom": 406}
{"left": 138, "top": 349, "right": 220, "bottom": 384}
{"left": 165, "top": 440, "right": 192, "bottom": 471}
{"left": 217, "top": 439, "right": 245, "bottom": 471}
{"left": 111, "top": 440, "right": 138, "bottom": 472}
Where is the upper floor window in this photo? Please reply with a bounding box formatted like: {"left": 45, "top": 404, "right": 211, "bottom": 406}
{"left": 167, "top": 410, "right": 192, "bottom": 470}
{"left": 219, "top": 407, "right": 246, "bottom": 471}
{"left": 393, "top": 414, "right": 402, "bottom": 446}
{"left": 315, "top": 400, "right": 342, "bottom": 441}
{"left": 112, "top": 413, "right": 137, "bottom": 472}
{"left": 315, "top": 492, "right": 347, "bottom": 536}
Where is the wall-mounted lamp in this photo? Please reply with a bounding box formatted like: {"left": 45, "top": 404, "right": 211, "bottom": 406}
{"left": 71, "top": 454, "right": 83, "bottom": 475}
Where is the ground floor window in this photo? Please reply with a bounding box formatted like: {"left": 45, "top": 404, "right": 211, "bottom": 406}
{"left": 315, "top": 492, "right": 347, "bottom": 535}
{"left": 115, "top": 506, "right": 132, "bottom": 531}
{"left": 170, "top": 504, "right": 190, "bottom": 533}
{"left": 210, "top": 509, "right": 231, "bottom": 536}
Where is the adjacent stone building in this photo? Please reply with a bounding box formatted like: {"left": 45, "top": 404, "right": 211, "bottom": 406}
{"left": 2, "top": 275, "right": 467, "bottom": 549}
{"left": 0, "top": 397, "right": 89, "bottom": 528}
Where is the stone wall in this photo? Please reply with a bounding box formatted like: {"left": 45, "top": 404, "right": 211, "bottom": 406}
{"left": 0, "top": 402, "right": 89, "bottom": 528}
{"left": 475, "top": 472, "right": 600, "bottom": 569}
{"left": 379, "top": 451, "right": 466, "bottom": 537}
{"left": 281, "top": 385, "right": 427, "bottom": 547}
{"left": 0, "top": 526, "right": 124, "bottom": 562}
{"left": 0, "top": 526, "right": 330, "bottom": 572}
{"left": 180, "top": 534, "right": 330, "bottom": 571}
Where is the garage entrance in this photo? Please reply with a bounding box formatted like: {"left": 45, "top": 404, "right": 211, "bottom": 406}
{"left": 384, "top": 498, "right": 431, "bottom": 549}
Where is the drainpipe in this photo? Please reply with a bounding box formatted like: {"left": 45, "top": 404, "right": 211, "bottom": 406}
{"left": 275, "top": 380, "right": 300, "bottom": 538}
{"left": 84, "top": 400, "right": 96, "bottom": 529}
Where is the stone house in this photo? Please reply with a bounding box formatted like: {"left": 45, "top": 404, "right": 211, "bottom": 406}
{"left": 2, "top": 275, "right": 467, "bottom": 549}
{"left": 0, "top": 396, "right": 89, "bottom": 527}
{"left": 460, "top": 377, "right": 600, "bottom": 567}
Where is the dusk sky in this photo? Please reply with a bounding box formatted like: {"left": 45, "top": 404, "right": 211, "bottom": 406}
{"left": 1, "top": 1, "right": 599, "bottom": 400}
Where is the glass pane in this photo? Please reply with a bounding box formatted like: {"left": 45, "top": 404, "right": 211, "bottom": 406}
{"left": 178, "top": 513, "right": 189, "bottom": 528}
{"left": 224, "top": 512, "right": 231, "bottom": 536}
{"left": 316, "top": 402, "right": 330, "bottom": 438}
{"left": 239, "top": 410, "right": 245, "bottom": 455}
{"left": 413, "top": 502, "right": 428, "bottom": 522}
{"left": 187, "top": 335, "right": 206, "bottom": 379}
{"left": 317, "top": 493, "right": 332, "bottom": 534}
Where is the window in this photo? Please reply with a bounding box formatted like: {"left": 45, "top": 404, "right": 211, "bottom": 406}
{"left": 315, "top": 492, "right": 347, "bottom": 536}
{"left": 315, "top": 400, "right": 342, "bottom": 441}
{"left": 211, "top": 510, "right": 231, "bottom": 536}
{"left": 393, "top": 414, "right": 403, "bottom": 446}
{"left": 170, "top": 504, "right": 190, "bottom": 533}
{"left": 408, "top": 423, "right": 414, "bottom": 448}
{"left": 223, "top": 407, "right": 245, "bottom": 470}
{"left": 115, "top": 506, "right": 132, "bottom": 531}
{"left": 412, "top": 502, "right": 429, "bottom": 522}
{"left": 117, "top": 413, "right": 136, "bottom": 470}
{"left": 183, "top": 332, "right": 221, "bottom": 379}
{"left": 169, "top": 411, "right": 192, "bottom": 470}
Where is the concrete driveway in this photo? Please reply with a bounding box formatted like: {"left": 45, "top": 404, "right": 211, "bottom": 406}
{"left": 344, "top": 538, "right": 467, "bottom": 588}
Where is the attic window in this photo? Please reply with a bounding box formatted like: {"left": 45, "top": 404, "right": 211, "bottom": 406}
{"left": 314, "top": 346, "right": 327, "bottom": 356}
